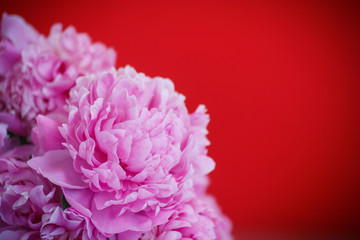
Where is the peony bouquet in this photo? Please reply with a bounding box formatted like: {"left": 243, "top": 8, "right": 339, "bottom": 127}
{"left": 0, "top": 13, "right": 232, "bottom": 239}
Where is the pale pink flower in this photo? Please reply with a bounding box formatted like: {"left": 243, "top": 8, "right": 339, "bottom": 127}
{"left": 0, "top": 13, "right": 116, "bottom": 135}
{"left": 29, "top": 66, "right": 215, "bottom": 235}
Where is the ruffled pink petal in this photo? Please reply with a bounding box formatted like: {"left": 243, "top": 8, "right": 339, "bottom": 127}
{"left": 62, "top": 187, "right": 93, "bottom": 218}
{"left": 1, "top": 13, "right": 38, "bottom": 51}
{"left": 28, "top": 149, "right": 87, "bottom": 189}
{"left": 31, "top": 115, "right": 64, "bottom": 152}
{"left": 91, "top": 206, "right": 152, "bottom": 234}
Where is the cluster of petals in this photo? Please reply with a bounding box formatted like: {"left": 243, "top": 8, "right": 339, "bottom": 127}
{"left": 0, "top": 13, "right": 116, "bottom": 135}
{"left": 29, "top": 66, "right": 216, "bottom": 236}
{"left": 0, "top": 135, "right": 57, "bottom": 238}
{"left": 0, "top": 13, "right": 233, "bottom": 239}
{"left": 40, "top": 206, "right": 112, "bottom": 240}
{"left": 0, "top": 155, "right": 106, "bottom": 240}
{"left": 0, "top": 125, "right": 109, "bottom": 240}
{"left": 140, "top": 195, "right": 233, "bottom": 240}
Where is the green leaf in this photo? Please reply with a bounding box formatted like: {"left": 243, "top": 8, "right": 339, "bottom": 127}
{"left": 61, "top": 195, "right": 71, "bottom": 210}
{"left": 7, "top": 130, "right": 29, "bottom": 145}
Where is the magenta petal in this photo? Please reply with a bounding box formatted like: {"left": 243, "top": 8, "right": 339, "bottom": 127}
{"left": 1, "top": 13, "right": 38, "bottom": 51}
{"left": 91, "top": 206, "right": 152, "bottom": 234}
{"left": 32, "top": 115, "right": 64, "bottom": 152}
{"left": 62, "top": 188, "right": 93, "bottom": 218}
{"left": 149, "top": 209, "right": 173, "bottom": 226}
{"left": 0, "top": 228, "right": 35, "bottom": 240}
{"left": 0, "top": 112, "right": 26, "bottom": 136}
{"left": 0, "top": 145, "right": 34, "bottom": 159}
{"left": 28, "top": 149, "right": 87, "bottom": 189}
{"left": 116, "top": 231, "right": 144, "bottom": 239}
{"left": 158, "top": 231, "right": 182, "bottom": 240}
{"left": 0, "top": 40, "right": 20, "bottom": 74}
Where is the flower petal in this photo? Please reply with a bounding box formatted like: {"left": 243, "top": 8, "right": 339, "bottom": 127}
{"left": 62, "top": 187, "right": 93, "bottom": 218}
{"left": 1, "top": 13, "right": 38, "bottom": 50}
{"left": 28, "top": 149, "right": 87, "bottom": 189}
{"left": 32, "top": 115, "right": 64, "bottom": 152}
{"left": 91, "top": 206, "right": 152, "bottom": 234}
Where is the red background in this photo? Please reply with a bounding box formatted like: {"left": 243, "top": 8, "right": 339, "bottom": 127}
{"left": 1, "top": 0, "right": 360, "bottom": 238}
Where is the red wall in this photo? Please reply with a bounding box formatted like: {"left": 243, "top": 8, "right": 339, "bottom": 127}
{"left": 1, "top": 0, "right": 360, "bottom": 237}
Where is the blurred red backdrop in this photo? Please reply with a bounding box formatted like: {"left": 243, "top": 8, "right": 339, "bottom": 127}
{"left": 1, "top": 0, "right": 360, "bottom": 238}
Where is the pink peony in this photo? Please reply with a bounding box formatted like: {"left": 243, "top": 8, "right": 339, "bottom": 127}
{"left": 40, "top": 206, "right": 111, "bottom": 240}
{"left": 0, "top": 167, "right": 112, "bottom": 240}
{"left": 0, "top": 154, "right": 61, "bottom": 233}
{"left": 41, "top": 204, "right": 148, "bottom": 240}
{"left": 140, "top": 195, "right": 233, "bottom": 240}
{"left": 29, "top": 66, "right": 215, "bottom": 235}
{"left": 0, "top": 13, "right": 116, "bottom": 135}
{"left": 0, "top": 150, "right": 116, "bottom": 240}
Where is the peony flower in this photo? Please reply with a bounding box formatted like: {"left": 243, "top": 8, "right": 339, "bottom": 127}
{"left": 0, "top": 13, "right": 116, "bottom": 135}
{"left": 29, "top": 66, "right": 215, "bottom": 236}
{"left": 41, "top": 204, "right": 149, "bottom": 240}
{"left": 0, "top": 151, "right": 118, "bottom": 240}
{"left": 139, "top": 195, "right": 233, "bottom": 240}
{"left": 40, "top": 206, "right": 111, "bottom": 240}
{"left": 0, "top": 154, "right": 61, "bottom": 234}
